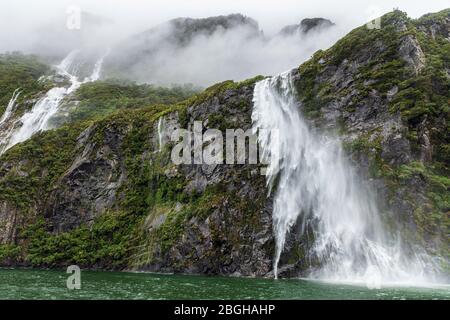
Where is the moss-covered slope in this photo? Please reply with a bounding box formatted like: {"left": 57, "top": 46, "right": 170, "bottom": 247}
{"left": 0, "top": 53, "right": 54, "bottom": 117}
{"left": 52, "top": 80, "right": 199, "bottom": 126}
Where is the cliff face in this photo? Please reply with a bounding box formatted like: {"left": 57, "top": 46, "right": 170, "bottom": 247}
{"left": 0, "top": 79, "right": 276, "bottom": 275}
{"left": 291, "top": 10, "right": 449, "bottom": 257}
{"left": 0, "top": 10, "right": 449, "bottom": 276}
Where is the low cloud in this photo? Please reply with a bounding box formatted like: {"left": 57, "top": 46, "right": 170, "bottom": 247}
{"left": 1, "top": 0, "right": 449, "bottom": 86}
{"left": 105, "top": 20, "right": 347, "bottom": 86}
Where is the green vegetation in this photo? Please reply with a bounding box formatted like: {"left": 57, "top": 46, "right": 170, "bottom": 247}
{"left": 296, "top": 9, "right": 449, "bottom": 251}
{"left": 394, "top": 162, "right": 449, "bottom": 240}
{"left": 0, "top": 122, "right": 88, "bottom": 209}
{"left": 0, "top": 244, "right": 21, "bottom": 262}
{"left": 0, "top": 53, "right": 53, "bottom": 116}
{"left": 52, "top": 80, "right": 198, "bottom": 125}
{"left": 417, "top": 8, "right": 450, "bottom": 25}
{"left": 297, "top": 8, "right": 449, "bottom": 160}
{"left": 178, "top": 75, "right": 265, "bottom": 108}
{"left": 18, "top": 211, "right": 141, "bottom": 268}
{"left": 1, "top": 9, "right": 449, "bottom": 270}
{"left": 0, "top": 72, "right": 262, "bottom": 268}
{"left": 0, "top": 104, "right": 170, "bottom": 268}
{"left": 345, "top": 129, "right": 449, "bottom": 246}
{"left": 296, "top": 10, "right": 414, "bottom": 118}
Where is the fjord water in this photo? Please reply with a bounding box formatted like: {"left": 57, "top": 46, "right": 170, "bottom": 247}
{"left": 0, "top": 269, "right": 450, "bottom": 299}
{"left": 252, "top": 72, "right": 444, "bottom": 285}
{"left": 0, "top": 49, "right": 109, "bottom": 154}
{"left": 0, "top": 269, "right": 448, "bottom": 300}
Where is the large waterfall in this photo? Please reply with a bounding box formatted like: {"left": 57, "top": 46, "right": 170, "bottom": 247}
{"left": 252, "top": 72, "right": 441, "bottom": 285}
{"left": 0, "top": 49, "right": 109, "bottom": 154}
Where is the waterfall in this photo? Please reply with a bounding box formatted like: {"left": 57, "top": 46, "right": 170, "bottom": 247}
{"left": 252, "top": 71, "right": 442, "bottom": 285}
{"left": 157, "top": 117, "right": 164, "bottom": 152}
{"left": 0, "top": 89, "right": 21, "bottom": 125}
{"left": 0, "top": 49, "right": 109, "bottom": 154}
{"left": 0, "top": 89, "right": 22, "bottom": 148}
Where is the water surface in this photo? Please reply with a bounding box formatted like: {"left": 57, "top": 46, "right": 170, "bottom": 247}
{"left": 0, "top": 269, "right": 449, "bottom": 300}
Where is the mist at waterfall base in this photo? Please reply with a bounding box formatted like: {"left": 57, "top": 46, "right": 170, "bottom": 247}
{"left": 0, "top": 50, "right": 109, "bottom": 154}
{"left": 252, "top": 72, "right": 447, "bottom": 287}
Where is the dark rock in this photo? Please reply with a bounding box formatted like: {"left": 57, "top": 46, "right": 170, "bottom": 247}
{"left": 280, "top": 18, "right": 335, "bottom": 36}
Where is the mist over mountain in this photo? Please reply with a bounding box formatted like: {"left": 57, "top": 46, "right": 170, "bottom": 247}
{"left": 103, "top": 13, "right": 338, "bottom": 86}
{"left": 29, "top": 12, "right": 114, "bottom": 62}
{"left": 4, "top": 10, "right": 340, "bottom": 87}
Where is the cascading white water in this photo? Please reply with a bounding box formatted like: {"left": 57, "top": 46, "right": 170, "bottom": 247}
{"left": 0, "top": 89, "right": 22, "bottom": 147}
{"left": 0, "top": 89, "right": 21, "bottom": 125}
{"left": 0, "top": 49, "right": 109, "bottom": 154}
{"left": 157, "top": 117, "right": 164, "bottom": 152}
{"left": 252, "top": 71, "right": 442, "bottom": 285}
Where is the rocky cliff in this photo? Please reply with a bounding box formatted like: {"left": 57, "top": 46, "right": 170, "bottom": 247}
{"left": 292, "top": 9, "right": 449, "bottom": 252}
{"left": 0, "top": 10, "right": 448, "bottom": 277}
{"left": 279, "top": 18, "right": 335, "bottom": 36}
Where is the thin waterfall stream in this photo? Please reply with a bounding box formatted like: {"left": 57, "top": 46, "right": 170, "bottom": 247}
{"left": 0, "top": 49, "right": 109, "bottom": 154}
{"left": 0, "top": 89, "right": 21, "bottom": 126}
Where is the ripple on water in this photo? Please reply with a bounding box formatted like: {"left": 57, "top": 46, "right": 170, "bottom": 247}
{"left": 0, "top": 269, "right": 449, "bottom": 300}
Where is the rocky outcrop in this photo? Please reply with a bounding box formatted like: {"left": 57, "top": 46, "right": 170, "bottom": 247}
{"left": 417, "top": 11, "right": 450, "bottom": 40}
{"left": 137, "top": 83, "right": 275, "bottom": 276}
{"left": 0, "top": 203, "right": 20, "bottom": 244}
{"left": 280, "top": 18, "right": 335, "bottom": 36}
{"left": 399, "top": 34, "right": 426, "bottom": 75}
{"left": 44, "top": 127, "right": 126, "bottom": 233}
{"left": 167, "top": 14, "right": 260, "bottom": 44}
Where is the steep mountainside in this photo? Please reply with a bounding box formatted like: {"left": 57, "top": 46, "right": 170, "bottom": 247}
{"left": 0, "top": 10, "right": 448, "bottom": 277}
{"left": 293, "top": 9, "right": 450, "bottom": 254}
{"left": 0, "top": 51, "right": 197, "bottom": 156}
{"left": 51, "top": 80, "right": 198, "bottom": 126}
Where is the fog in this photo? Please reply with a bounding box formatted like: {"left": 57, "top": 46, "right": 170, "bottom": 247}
{"left": 102, "top": 18, "right": 351, "bottom": 85}
{"left": 1, "top": 0, "right": 449, "bottom": 86}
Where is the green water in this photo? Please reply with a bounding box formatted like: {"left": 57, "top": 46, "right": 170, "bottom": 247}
{"left": 0, "top": 268, "right": 449, "bottom": 300}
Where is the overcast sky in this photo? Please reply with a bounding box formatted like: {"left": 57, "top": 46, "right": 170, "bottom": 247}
{"left": 0, "top": 0, "right": 448, "bottom": 84}
{"left": 1, "top": 0, "right": 449, "bottom": 44}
